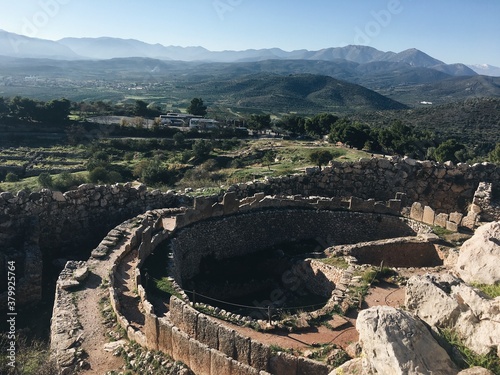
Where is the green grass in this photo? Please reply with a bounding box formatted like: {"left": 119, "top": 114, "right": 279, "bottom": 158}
{"left": 432, "top": 226, "right": 454, "bottom": 237}
{"left": 153, "top": 277, "right": 183, "bottom": 300}
{"left": 320, "top": 257, "right": 350, "bottom": 269}
{"left": 0, "top": 335, "right": 58, "bottom": 375}
{"left": 440, "top": 328, "right": 500, "bottom": 373}
{"left": 471, "top": 283, "right": 500, "bottom": 298}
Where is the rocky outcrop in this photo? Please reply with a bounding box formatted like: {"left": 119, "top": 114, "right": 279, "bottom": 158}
{"left": 455, "top": 221, "right": 500, "bottom": 284}
{"left": 356, "top": 306, "right": 459, "bottom": 375}
{"left": 405, "top": 274, "right": 500, "bottom": 357}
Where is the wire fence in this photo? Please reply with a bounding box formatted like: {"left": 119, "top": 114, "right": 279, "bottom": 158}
{"left": 182, "top": 288, "right": 327, "bottom": 313}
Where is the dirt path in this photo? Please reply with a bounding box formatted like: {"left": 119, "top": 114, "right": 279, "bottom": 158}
{"left": 115, "top": 249, "right": 145, "bottom": 328}
{"left": 75, "top": 239, "right": 132, "bottom": 374}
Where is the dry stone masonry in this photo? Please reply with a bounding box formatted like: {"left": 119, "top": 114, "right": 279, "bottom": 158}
{"left": 2, "top": 156, "right": 500, "bottom": 374}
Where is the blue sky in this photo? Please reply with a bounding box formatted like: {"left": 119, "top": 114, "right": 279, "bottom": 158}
{"left": 1, "top": 0, "right": 499, "bottom": 65}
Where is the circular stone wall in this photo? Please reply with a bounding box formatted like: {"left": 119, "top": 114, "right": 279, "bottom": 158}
{"left": 170, "top": 209, "right": 419, "bottom": 286}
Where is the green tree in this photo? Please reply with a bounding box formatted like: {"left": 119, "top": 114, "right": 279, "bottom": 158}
{"left": 488, "top": 143, "right": 500, "bottom": 164}
{"left": 262, "top": 150, "right": 277, "bottom": 170}
{"left": 86, "top": 151, "right": 110, "bottom": 171}
{"left": 248, "top": 114, "right": 271, "bottom": 133}
{"left": 329, "top": 119, "right": 372, "bottom": 149}
{"left": 88, "top": 166, "right": 109, "bottom": 183}
{"left": 173, "top": 132, "right": 185, "bottom": 148}
{"left": 433, "top": 139, "right": 466, "bottom": 163}
{"left": 10, "top": 96, "right": 38, "bottom": 121}
{"left": 277, "top": 114, "right": 306, "bottom": 135}
{"left": 134, "top": 100, "right": 149, "bottom": 117}
{"left": 37, "top": 172, "right": 53, "bottom": 188}
{"left": 305, "top": 113, "right": 339, "bottom": 137}
{"left": 187, "top": 98, "right": 207, "bottom": 116}
{"left": 0, "top": 97, "right": 8, "bottom": 115}
{"left": 192, "top": 139, "right": 213, "bottom": 159}
{"left": 133, "top": 158, "right": 172, "bottom": 185}
{"left": 309, "top": 150, "right": 334, "bottom": 171}
{"left": 41, "top": 98, "right": 71, "bottom": 123}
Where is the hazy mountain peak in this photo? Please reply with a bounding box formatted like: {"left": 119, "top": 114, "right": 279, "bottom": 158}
{"left": 0, "top": 29, "right": 80, "bottom": 59}
{"left": 0, "top": 30, "right": 497, "bottom": 76}
{"left": 467, "top": 63, "right": 500, "bottom": 77}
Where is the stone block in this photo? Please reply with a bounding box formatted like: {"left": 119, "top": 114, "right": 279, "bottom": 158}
{"left": 169, "top": 296, "right": 185, "bottom": 327}
{"left": 250, "top": 341, "right": 270, "bottom": 371}
{"left": 182, "top": 303, "right": 199, "bottom": 338}
{"left": 446, "top": 221, "right": 458, "bottom": 232}
{"left": 157, "top": 317, "right": 173, "bottom": 356}
{"left": 297, "top": 357, "right": 329, "bottom": 375}
{"left": 349, "top": 196, "right": 374, "bottom": 212}
{"left": 315, "top": 198, "right": 342, "bottom": 210}
{"left": 189, "top": 340, "right": 211, "bottom": 375}
{"left": 143, "top": 312, "right": 158, "bottom": 351}
{"left": 218, "top": 325, "right": 236, "bottom": 358}
{"left": 231, "top": 360, "right": 260, "bottom": 375}
{"left": 461, "top": 212, "right": 478, "bottom": 230}
{"left": 410, "top": 202, "right": 424, "bottom": 221}
{"left": 210, "top": 349, "right": 232, "bottom": 375}
{"left": 374, "top": 202, "right": 390, "bottom": 214}
{"left": 388, "top": 199, "right": 402, "bottom": 212}
{"left": 223, "top": 192, "right": 240, "bottom": 215}
{"left": 174, "top": 213, "right": 187, "bottom": 229}
{"left": 197, "top": 315, "right": 219, "bottom": 349}
{"left": 422, "top": 206, "right": 435, "bottom": 226}
{"left": 434, "top": 213, "right": 448, "bottom": 228}
{"left": 171, "top": 327, "right": 191, "bottom": 368}
{"left": 234, "top": 331, "right": 251, "bottom": 365}
{"left": 449, "top": 212, "right": 463, "bottom": 225}
{"left": 211, "top": 203, "right": 224, "bottom": 217}
{"left": 269, "top": 352, "right": 297, "bottom": 375}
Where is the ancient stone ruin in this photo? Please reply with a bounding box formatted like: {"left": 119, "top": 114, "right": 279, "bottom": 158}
{"left": 1, "top": 156, "right": 500, "bottom": 374}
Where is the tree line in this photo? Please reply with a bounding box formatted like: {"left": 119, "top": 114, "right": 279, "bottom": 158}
{"left": 1, "top": 95, "right": 499, "bottom": 164}
{"left": 0, "top": 96, "right": 71, "bottom": 124}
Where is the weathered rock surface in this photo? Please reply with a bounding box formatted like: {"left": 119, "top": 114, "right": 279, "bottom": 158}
{"left": 406, "top": 273, "right": 500, "bottom": 356}
{"left": 58, "top": 261, "right": 89, "bottom": 290}
{"left": 329, "top": 358, "right": 363, "bottom": 374}
{"left": 356, "top": 306, "right": 459, "bottom": 375}
{"left": 457, "top": 367, "right": 495, "bottom": 375}
{"left": 455, "top": 221, "right": 500, "bottom": 284}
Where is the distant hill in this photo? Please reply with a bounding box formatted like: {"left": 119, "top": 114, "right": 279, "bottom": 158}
{"left": 193, "top": 73, "right": 408, "bottom": 113}
{"left": 378, "top": 75, "right": 500, "bottom": 105}
{"left": 58, "top": 37, "right": 209, "bottom": 61}
{"left": 352, "top": 97, "right": 500, "bottom": 146}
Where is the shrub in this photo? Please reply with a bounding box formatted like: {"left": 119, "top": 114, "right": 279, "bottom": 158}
{"left": 5, "top": 172, "right": 19, "bottom": 182}
{"left": 37, "top": 172, "right": 53, "bottom": 188}
{"left": 52, "top": 171, "right": 85, "bottom": 192}
{"left": 192, "top": 139, "right": 213, "bottom": 159}
{"left": 133, "top": 159, "right": 174, "bottom": 185}
{"left": 88, "top": 166, "right": 109, "bottom": 183}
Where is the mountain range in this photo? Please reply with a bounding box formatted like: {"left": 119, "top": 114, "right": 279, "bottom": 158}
{"left": 0, "top": 29, "right": 498, "bottom": 77}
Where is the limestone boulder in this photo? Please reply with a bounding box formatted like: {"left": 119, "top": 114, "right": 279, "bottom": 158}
{"left": 329, "top": 358, "right": 363, "bottom": 375}
{"left": 356, "top": 306, "right": 459, "bottom": 375}
{"left": 457, "top": 367, "right": 495, "bottom": 375}
{"left": 406, "top": 273, "right": 500, "bottom": 357}
{"left": 455, "top": 221, "right": 500, "bottom": 284}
